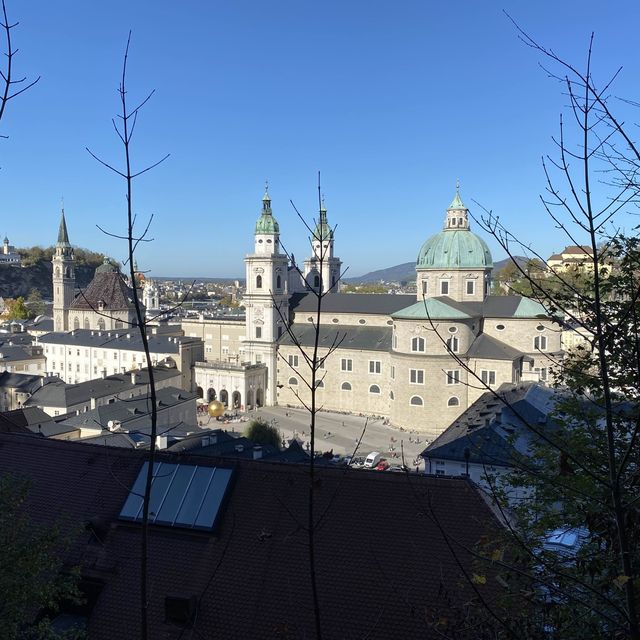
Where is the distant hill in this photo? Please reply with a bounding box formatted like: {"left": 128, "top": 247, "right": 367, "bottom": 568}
{"left": 0, "top": 262, "right": 99, "bottom": 300}
{"left": 347, "top": 262, "right": 415, "bottom": 284}
{"left": 347, "top": 256, "right": 531, "bottom": 284}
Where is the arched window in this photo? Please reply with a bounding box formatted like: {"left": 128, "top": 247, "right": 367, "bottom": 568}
{"left": 97, "top": 318, "right": 105, "bottom": 331}
{"left": 341, "top": 382, "right": 352, "bottom": 391}
{"left": 447, "top": 397, "right": 460, "bottom": 407}
{"left": 410, "top": 395, "right": 424, "bottom": 406}
{"left": 276, "top": 275, "right": 281, "bottom": 289}
{"left": 314, "top": 275, "right": 320, "bottom": 288}
{"left": 73, "top": 317, "right": 80, "bottom": 330}
{"left": 288, "top": 377, "right": 298, "bottom": 386}
{"left": 411, "top": 337, "right": 425, "bottom": 352}
{"left": 256, "top": 275, "right": 262, "bottom": 289}
{"left": 390, "top": 390, "right": 395, "bottom": 400}
{"left": 115, "top": 320, "right": 123, "bottom": 329}
{"left": 369, "top": 384, "right": 380, "bottom": 394}
{"left": 84, "top": 317, "right": 90, "bottom": 329}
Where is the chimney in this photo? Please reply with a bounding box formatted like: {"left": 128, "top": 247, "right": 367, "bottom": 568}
{"left": 90, "top": 397, "right": 97, "bottom": 410}
{"left": 130, "top": 371, "right": 139, "bottom": 384}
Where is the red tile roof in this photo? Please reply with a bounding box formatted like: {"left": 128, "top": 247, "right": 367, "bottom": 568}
{"left": 0, "top": 433, "right": 504, "bottom": 639}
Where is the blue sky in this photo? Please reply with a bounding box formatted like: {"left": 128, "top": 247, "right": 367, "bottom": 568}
{"left": 1, "top": 1, "right": 639, "bottom": 278}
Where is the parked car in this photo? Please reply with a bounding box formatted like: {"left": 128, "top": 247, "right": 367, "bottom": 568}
{"left": 364, "top": 452, "right": 383, "bottom": 468}
{"left": 374, "top": 460, "right": 389, "bottom": 471}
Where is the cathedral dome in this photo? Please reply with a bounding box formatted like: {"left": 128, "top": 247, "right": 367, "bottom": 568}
{"left": 416, "top": 188, "right": 493, "bottom": 270}
{"left": 417, "top": 230, "right": 492, "bottom": 269}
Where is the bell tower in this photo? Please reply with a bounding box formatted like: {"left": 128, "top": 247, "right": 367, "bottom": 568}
{"left": 303, "top": 196, "right": 342, "bottom": 294}
{"left": 244, "top": 184, "right": 290, "bottom": 404}
{"left": 52, "top": 208, "right": 75, "bottom": 332}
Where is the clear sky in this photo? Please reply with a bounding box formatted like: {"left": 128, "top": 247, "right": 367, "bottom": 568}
{"left": 1, "top": 1, "right": 639, "bottom": 278}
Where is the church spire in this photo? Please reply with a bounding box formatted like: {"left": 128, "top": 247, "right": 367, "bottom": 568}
{"left": 57, "top": 207, "right": 71, "bottom": 246}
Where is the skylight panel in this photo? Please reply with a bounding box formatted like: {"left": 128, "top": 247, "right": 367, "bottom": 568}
{"left": 119, "top": 461, "right": 233, "bottom": 530}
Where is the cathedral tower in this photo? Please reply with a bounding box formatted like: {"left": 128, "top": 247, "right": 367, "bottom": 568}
{"left": 243, "top": 185, "right": 289, "bottom": 404}
{"left": 303, "top": 197, "right": 342, "bottom": 294}
{"left": 52, "top": 208, "right": 75, "bottom": 332}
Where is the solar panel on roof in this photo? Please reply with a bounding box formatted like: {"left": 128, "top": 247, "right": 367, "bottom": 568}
{"left": 119, "top": 461, "right": 233, "bottom": 530}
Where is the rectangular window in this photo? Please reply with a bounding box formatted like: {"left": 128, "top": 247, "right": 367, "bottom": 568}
{"left": 440, "top": 280, "right": 450, "bottom": 295}
{"left": 113, "top": 352, "right": 118, "bottom": 360}
{"left": 410, "top": 369, "right": 424, "bottom": 384}
{"left": 255, "top": 327, "right": 262, "bottom": 339}
{"left": 391, "top": 365, "right": 395, "bottom": 380}
{"left": 422, "top": 281, "right": 428, "bottom": 295}
{"left": 481, "top": 370, "right": 496, "bottom": 386}
{"left": 369, "top": 360, "right": 381, "bottom": 374}
{"left": 341, "top": 358, "right": 353, "bottom": 372}
{"left": 534, "top": 335, "right": 548, "bottom": 351}
{"left": 535, "top": 367, "right": 548, "bottom": 381}
{"left": 446, "top": 370, "right": 460, "bottom": 385}
{"left": 466, "top": 280, "right": 475, "bottom": 295}
{"left": 288, "top": 354, "right": 299, "bottom": 368}
{"left": 446, "top": 336, "right": 459, "bottom": 353}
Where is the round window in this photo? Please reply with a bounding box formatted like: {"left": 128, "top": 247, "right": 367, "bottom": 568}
{"left": 387, "top": 320, "right": 393, "bottom": 326}
{"left": 332, "top": 318, "right": 339, "bottom": 324}
{"left": 496, "top": 324, "right": 505, "bottom": 331}
{"left": 448, "top": 326, "right": 458, "bottom": 334}
{"left": 536, "top": 324, "right": 545, "bottom": 331}
{"left": 358, "top": 319, "right": 366, "bottom": 325}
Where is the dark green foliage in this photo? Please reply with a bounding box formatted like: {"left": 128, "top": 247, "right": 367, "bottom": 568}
{"left": 244, "top": 418, "right": 281, "bottom": 448}
{"left": 0, "top": 474, "right": 84, "bottom": 640}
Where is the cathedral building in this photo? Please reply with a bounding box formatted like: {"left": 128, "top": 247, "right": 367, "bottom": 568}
{"left": 194, "top": 186, "right": 561, "bottom": 436}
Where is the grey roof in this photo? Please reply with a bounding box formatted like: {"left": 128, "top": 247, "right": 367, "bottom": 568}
{"left": 482, "top": 296, "right": 550, "bottom": 319}
{"left": 0, "top": 371, "right": 46, "bottom": 393}
{"left": 37, "top": 329, "right": 192, "bottom": 354}
{"left": 289, "top": 292, "right": 416, "bottom": 315}
{"left": 0, "top": 344, "right": 43, "bottom": 362}
{"left": 289, "top": 293, "right": 552, "bottom": 321}
{"left": 465, "top": 333, "right": 526, "bottom": 361}
{"left": 25, "top": 367, "right": 180, "bottom": 409}
{"left": 61, "top": 386, "right": 197, "bottom": 430}
{"left": 0, "top": 407, "right": 53, "bottom": 433}
{"left": 279, "top": 324, "right": 392, "bottom": 352}
{"left": 422, "top": 382, "right": 559, "bottom": 466}
{"left": 70, "top": 271, "right": 136, "bottom": 311}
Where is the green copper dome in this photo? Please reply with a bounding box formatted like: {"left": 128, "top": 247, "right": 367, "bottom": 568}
{"left": 417, "top": 188, "right": 493, "bottom": 269}
{"left": 255, "top": 188, "right": 280, "bottom": 235}
{"left": 417, "top": 230, "right": 493, "bottom": 269}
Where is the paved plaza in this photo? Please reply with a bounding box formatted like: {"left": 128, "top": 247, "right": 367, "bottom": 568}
{"left": 242, "top": 405, "right": 431, "bottom": 469}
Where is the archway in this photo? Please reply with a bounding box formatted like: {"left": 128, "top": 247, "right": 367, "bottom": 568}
{"left": 232, "top": 391, "right": 241, "bottom": 409}
{"left": 219, "top": 389, "right": 229, "bottom": 407}
{"left": 246, "top": 389, "right": 254, "bottom": 409}
{"left": 256, "top": 388, "right": 264, "bottom": 407}
{"left": 196, "top": 387, "right": 204, "bottom": 399}
{"left": 207, "top": 388, "right": 216, "bottom": 402}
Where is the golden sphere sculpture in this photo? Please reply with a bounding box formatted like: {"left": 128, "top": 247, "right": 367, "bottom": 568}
{"left": 207, "top": 400, "right": 225, "bottom": 418}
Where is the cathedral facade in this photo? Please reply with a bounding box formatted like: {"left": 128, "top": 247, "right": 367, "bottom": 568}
{"left": 194, "top": 187, "right": 561, "bottom": 437}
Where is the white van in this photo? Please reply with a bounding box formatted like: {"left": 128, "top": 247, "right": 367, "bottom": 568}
{"left": 363, "top": 452, "right": 383, "bottom": 468}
